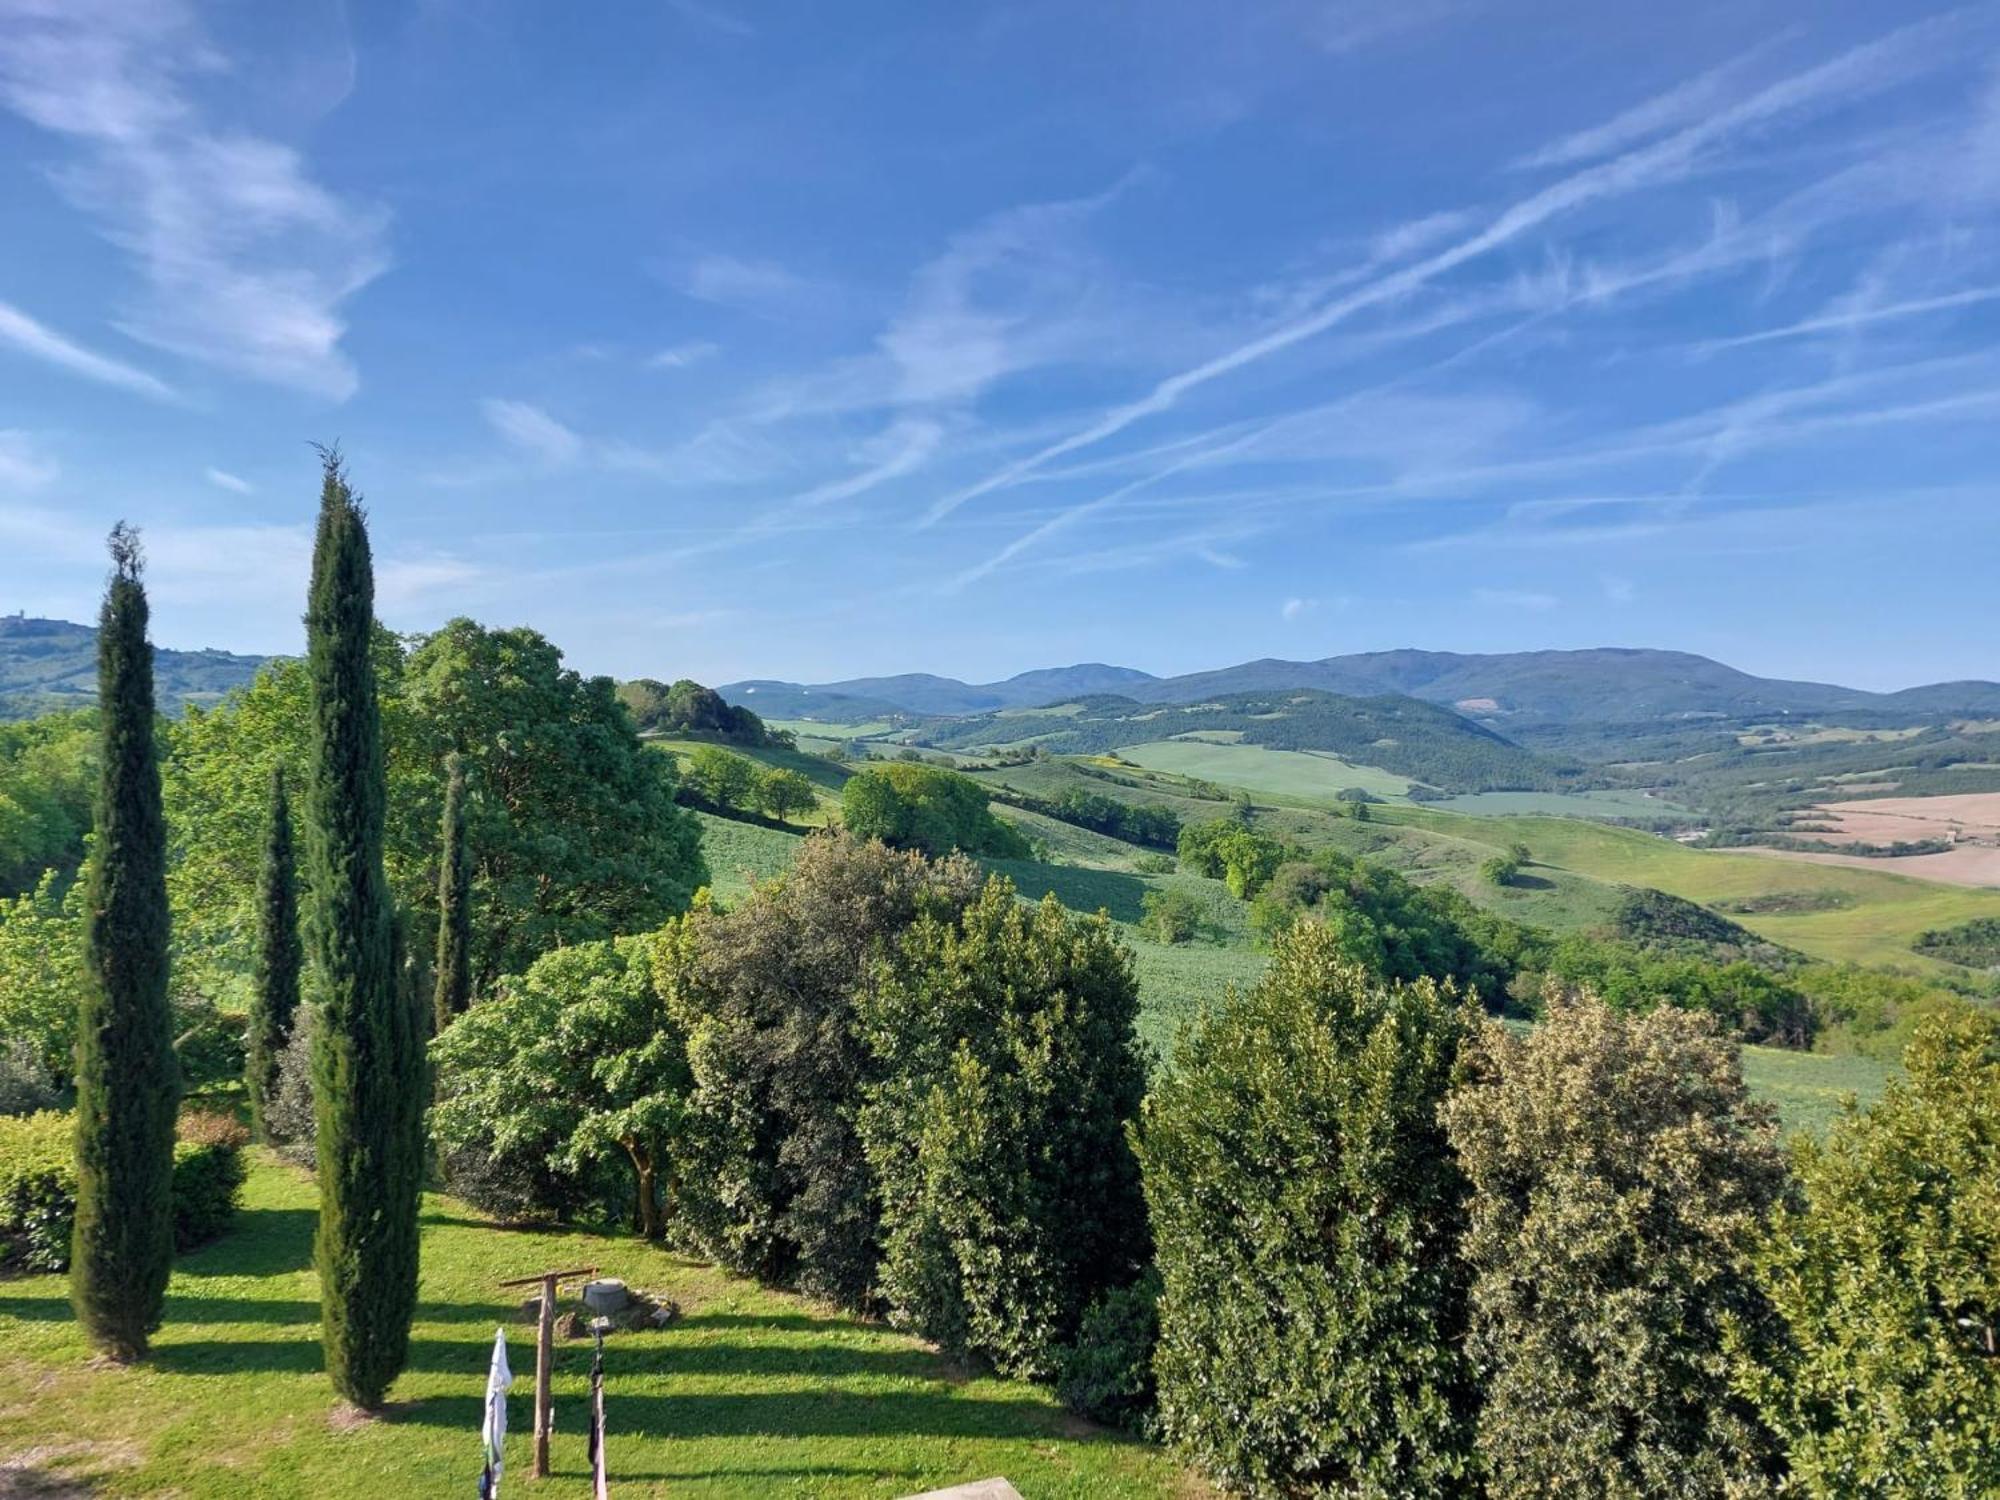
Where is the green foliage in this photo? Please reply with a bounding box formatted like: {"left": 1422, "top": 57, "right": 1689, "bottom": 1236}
{"left": 1910, "top": 915, "right": 2000, "bottom": 969}
{"left": 619, "top": 677, "right": 776, "bottom": 745}
{"left": 165, "top": 619, "right": 706, "bottom": 1006}
{"left": 246, "top": 766, "right": 300, "bottom": 1141}
{"left": 171, "top": 995, "right": 247, "bottom": 1091}
{"left": 1135, "top": 922, "right": 1479, "bottom": 1497}
{"left": 70, "top": 524, "right": 179, "bottom": 1362}
{"left": 1525, "top": 937, "right": 1815, "bottom": 1047}
{"left": 685, "top": 744, "right": 762, "bottom": 811}
{"left": 1177, "top": 817, "right": 1285, "bottom": 898}
{"left": 1056, "top": 1270, "right": 1161, "bottom": 1435}
{"left": 431, "top": 933, "right": 692, "bottom": 1239}
{"left": 839, "top": 762, "right": 1029, "bottom": 859}
{"left": 1138, "top": 886, "right": 1207, "bottom": 945}
{"left": 1444, "top": 998, "right": 1790, "bottom": 1496}
{"left": 430, "top": 753, "right": 471, "bottom": 1029}
{"left": 859, "top": 883, "right": 1149, "bottom": 1380}
{"left": 1480, "top": 853, "right": 1522, "bottom": 886}
{"left": 757, "top": 766, "right": 816, "bottom": 822}
{"left": 666, "top": 833, "right": 980, "bottom": 1303}
{"left": 303, "top": 457, "right": 421, "bottom": 1410}
{"left": 0, "top": 708, "right": 94, "bottom": 896}
{"left": 984, "top": 784, "right": 1181, "bottom": 849}
{"left": 1733, "top": 1011, "right": 2000, "bottom": 1495}
{"left": 1, "top": 1110, "right": 245, "bottom": 1273}
{"left": 0, "top": 870, "right": 84, "bottom": 1085}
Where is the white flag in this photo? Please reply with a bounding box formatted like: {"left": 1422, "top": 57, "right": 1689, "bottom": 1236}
{"left": 480, "top": 1327, "right": 513, "bottom": 1498}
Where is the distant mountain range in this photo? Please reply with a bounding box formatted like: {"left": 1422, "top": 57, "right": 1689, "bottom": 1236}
{"left": 0, "top": 615, "right": 269, "bottom": 719}
{"left": 723, "top": 649, "right": 2000, "bottom": 726}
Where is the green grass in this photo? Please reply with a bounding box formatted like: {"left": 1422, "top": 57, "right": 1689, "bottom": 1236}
{"left": 0, "top": 1162, "right": 1193, "bottom": 1498}
{"left": 1422, "top": 789, "right": 1690, "bottom": 819}
{"left": 1119, "top": 740, "right": 1414, "bottom": 801}
{"left": 1372, "top": 804, "right": 2000, "bottom": 972}
{"left": 1739, "top": 1045, "right": 1889, "bottom": 1138}
{"left": 691, "top": 811, "right": 806, "bottom": 906}
{"left": 760, "top": 719, "right": 899, "bottom": 741}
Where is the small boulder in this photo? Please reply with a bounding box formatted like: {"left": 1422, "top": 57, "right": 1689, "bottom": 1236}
{"left": 648, "top": 1300, "right": 683, "bottom": 1329}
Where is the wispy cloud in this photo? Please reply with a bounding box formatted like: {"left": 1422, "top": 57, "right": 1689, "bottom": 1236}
{"left": 0, "top": 432, "right": 58, "bottom": 491}
{"left": 648, "top": 341, "right": 720, "bottom": 370}
{"left": 1281, "top": 596, "right": 1316, "bottom": 621}
{"left": 203, "top": 466, "right": 253, "bottom": 495}
{"left": 679, "top": 254, "right": 807, "bottom": 312}
{"left": 1695, "top": 285, "right": 2000, "bottom": 352}
{"left": 1473, "top": 587, "right": 1558, "bottom": 610}
{"left": 920, "top": 14, "right": 1967, "bottom": 529}
{"left": 0, "top": 0, "right": 387, "bottom": 398}
{"left": 481, "top": 398, "right": 584, "bottom": 467}
{"left": 0, "top": 300, "right": 175, "bottom": 401}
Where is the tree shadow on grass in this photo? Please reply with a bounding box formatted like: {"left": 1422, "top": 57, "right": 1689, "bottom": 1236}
{"left": 176, "top": 1208, "right": 318, "bottom": 1278}
{"left": 983, "top": 859, "right": 1150, "bottom": 925}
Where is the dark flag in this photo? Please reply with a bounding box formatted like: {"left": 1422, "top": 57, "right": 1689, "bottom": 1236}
{"left": 588, "top": 1319, "right": 609, "bottom": 1499}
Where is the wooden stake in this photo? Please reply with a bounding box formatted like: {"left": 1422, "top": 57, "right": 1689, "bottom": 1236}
{"left": 499, "top": 1266, "right": 596, "bottom": 1479}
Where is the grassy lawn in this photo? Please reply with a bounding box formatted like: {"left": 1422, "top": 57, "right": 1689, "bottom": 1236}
{"left": 1739, "top": 1045, "right": 1888, "bottom": 1138}
{"left": 1118, "top": 740, "right": 1415, "bottom": 801}
{"left": 691, "top": 811, "right": 805, "bottom": 906}
{"left": 0, "top": 1162, "right": 1197, "bottom": 1499}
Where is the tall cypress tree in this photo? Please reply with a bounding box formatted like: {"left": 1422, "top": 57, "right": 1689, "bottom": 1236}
{"left": 70, "top": 523, "right": 178, "bottom": 1361}
{"left": 303, "top": 453, "right": 421, "bottom": 1409}
{"left": 246, "top": 765, "right": 301, "bottom": 1142}
{"left": 431, "top": 753, "right": 472, "bottom": 1032}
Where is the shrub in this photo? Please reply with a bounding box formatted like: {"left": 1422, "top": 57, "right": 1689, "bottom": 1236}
{"left": 263, "top": 1013, "right": 319, "bottom": 1168}
{"left": 0, "top": 1110, "right": 247, "bottom": 1271}
{"left": 1480, "top": 853, "right": 1522, "bottom": 887}
{"left": 0, "top": 1038, "right": 59, "bottom": 1118}
{"left": 859, "top": 884, "right": 1149, "bottom": 1380}
{"left": 838, "top": 763, "right": 1029, "bottom": 859}
{"left": 1444, "top": 997, "right": 1790, "bottom": 1496}
{"left": 1139, "top": 886, "right": 1205, "bottom": 945}
{"left": 1057, "top": 1271, "right": 1161, "bottom": 1434}
{"left": 1134, "top": 921, "right": 1479, "bottom": 1497}
{"left": 1732, "top": 1010, "right": 2000, "bottom": 1494}
{"left": 667, "top": 833, "right": 982, "bottom": 1304}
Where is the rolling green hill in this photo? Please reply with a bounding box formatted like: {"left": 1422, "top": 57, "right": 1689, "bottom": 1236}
{"left": 0, "top": 615, "right": 269, "bottom": 719}
{"left": 919, "top": 689, "right": 1582, "bottom": 794}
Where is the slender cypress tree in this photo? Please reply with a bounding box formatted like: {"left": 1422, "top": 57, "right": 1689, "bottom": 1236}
{"left": 303, "top": 453, "right": 421, "bottom": 1409}
{"left": 431, "top": 753, "right": 472, "bottom": 1032}
{"left": 246, "top": 765, "right": 301, "bottom": 1142}
{"left": 70, "top": 523, "right": 178, "bottom": 1361}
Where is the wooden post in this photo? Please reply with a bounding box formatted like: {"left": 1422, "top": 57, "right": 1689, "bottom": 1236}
{"left": 499, "top": 1266, "right": 597, "bottom": 1480}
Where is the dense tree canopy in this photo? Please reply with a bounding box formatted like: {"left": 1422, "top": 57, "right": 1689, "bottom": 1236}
{"left": 840, "top": 762, "right": 1029, "bottom": 859}
{"left": 618, "top": 677, "right": 777, "bottom": 746}
{"left": 1734, "top": 1009, "right": 2000, "bottom": 1495}
{"left": 165, "top": 618, "right": 706, "bottom": 1003}
{"left": 665, "top": 833, "right": 981, "bottom": 1303}
{"left": 1445, "top": 997, "right": 1790, "bottom": 1496}
{"left": 431, "top": 934, "right": 693, "bottom": 1240}
{"left": 859, "top": 882, "right": 1149, "bottom": 1379}
{"left": 0, "top": 709, "right": 94, "bottom": 898}
{"left": 1136, "top": 922, "right": 1480, "bottom": 1496}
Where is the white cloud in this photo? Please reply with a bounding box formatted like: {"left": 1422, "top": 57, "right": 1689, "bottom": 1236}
{"left": 0, "top": 0, "right": 387, "bottom": 399}
{"left": 681, "top": 254, "right": 805, "bottom": 311}
{"left": 1281, "top": 596, "right": 1316, "bottom": 621}
{"left": 204, "top": 466, "right": 253, "bottom": 494}
{"left": 1602, "top": 575, "right": 1637, "bottom": 604}
{"left": 481, "top": 398, "right": 584, "bottom": 467}
{"left": 0, "top": 432, "right": 58, "bottom": 491}
{"left": 1695, "top": 285, "right": 2000, "bottom": 352}
{"left": 647, "top": 341, "right": 719, "bottom": 370}
{"left": 0, "top": 300, "right": 176, "bottom": 400}
{"left": 921, "top": 14, "right": 1969, "bottom": 528}
{"left": 1473, "top": 587, "right": 1558, "bottom": 610}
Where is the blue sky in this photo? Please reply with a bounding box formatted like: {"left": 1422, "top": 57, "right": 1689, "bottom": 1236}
{"left": 2, "top": 1, "right": 1997, "bottom": 691}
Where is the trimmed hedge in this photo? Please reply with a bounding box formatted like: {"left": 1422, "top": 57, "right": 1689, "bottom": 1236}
{"left": 0, "top": 1110, "right": 248, "bottom": 1273}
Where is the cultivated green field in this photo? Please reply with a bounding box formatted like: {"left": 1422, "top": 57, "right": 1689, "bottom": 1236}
{"left": 1423, "top": 789, "right": 1690, "bottom": 819}
{"left": 0, "top": 1163, "right": 1191, "bottom": 1498}
{"left": 1738, "top": 1045, "right": 1889, "bottom": 1138}
{"left": 1119, "top": 739, "right": 1415, "bottom": 800}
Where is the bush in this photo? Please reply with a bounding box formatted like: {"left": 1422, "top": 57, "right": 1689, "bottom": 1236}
{"left": 0, "top": 1037, "right": 59, "bottom": 1118}
{"left": 859, "top": 884, "right": 1149, "bottom": 1380}
{"left": 838, "top": 763, "right": 1029, "bottom": 859}
{"left": 1139, "top": 886, "right": 1206, "bottom": 945}
{"left": 263, "top": 1014, "right": 318, "bottom": 1168}
{"left": 1444, "top": 997, "right": 1790, "bottom": 1496}
{"left": 0, "top": 1109, "right": 247, "bottom": 1271}
{"left": 1733, "top": 1011, "right": 2000, "bottom": 1494}
{"left": 1480, "top": 853, "right": 1522, "bottom": 887}
{"left": 1057, "top": 1271, "right": 1161, "bottom": 1434}
{"left": 1135, "top": 922, "right": 1479, "bottom": 1496}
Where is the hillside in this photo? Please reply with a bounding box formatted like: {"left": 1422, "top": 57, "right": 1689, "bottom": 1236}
{"left": 918, "top": 689, "right": 1583, "bottom": 794}
{"left": 0, "top": 615, "right": 268, "bottom": 719}
{"left": 723, "top": 648, "right": 2000, "bottom": 728}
